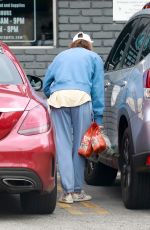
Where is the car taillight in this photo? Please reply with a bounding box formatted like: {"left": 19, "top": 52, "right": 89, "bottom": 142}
{"left": 18, "top": 105, "right": 50, "bottom": 135}
{"left": 143, "top": 69, "right": 150, "bottom": 98}
{"left": 0, "top": 111, "right": 23, "bottom": 140}
{"left": 144, "top": 70, "right": 150, "bottom": 88}
{"left": 146, "top": 156, "right": 150, "bottom": 166}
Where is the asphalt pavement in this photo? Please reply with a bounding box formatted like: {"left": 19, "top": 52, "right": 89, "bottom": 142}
{"left": 0, "top": 174, "right": 150, "bottom": 230}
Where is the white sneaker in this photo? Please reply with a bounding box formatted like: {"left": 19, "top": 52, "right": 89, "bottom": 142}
{"left": 59, "top": 193, "right": 73, "bottom": 204}
{"left": 73, "top": 190, "right": 92, "bottom": 202}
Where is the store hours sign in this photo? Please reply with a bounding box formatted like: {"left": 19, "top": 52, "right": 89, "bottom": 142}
{"left": 0, "top": 0, "right": 36, "bottom": 43}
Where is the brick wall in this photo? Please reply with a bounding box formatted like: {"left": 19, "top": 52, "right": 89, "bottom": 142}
{"left": 12, "top": 0, "right": 125, "bottom": 78}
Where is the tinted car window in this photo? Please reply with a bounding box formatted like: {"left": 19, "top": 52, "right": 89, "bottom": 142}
{"left": 104, "top": 18, "right": 138, "bottom": 71}
{"left": 123, "top": 17, "right": 150, "bottom": 68}
{"left": 0, "top": 54, "right": 22, "bottom": 84}
{"left": 139, "top": 22, "right": 150, "bottom": 61}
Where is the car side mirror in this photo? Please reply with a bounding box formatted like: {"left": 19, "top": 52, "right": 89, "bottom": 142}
{"left": 27, "top": 75, "right": 43, "bottom": 91}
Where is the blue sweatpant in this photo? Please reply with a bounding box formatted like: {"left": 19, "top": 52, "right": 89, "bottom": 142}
{"left": 51, "top": 102, "right": 92, "bottom": 193}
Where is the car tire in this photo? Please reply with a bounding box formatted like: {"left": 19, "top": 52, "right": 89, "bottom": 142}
{"left": 20, "top": 176, "right": 57, "bottom": 214}
{"left": 120, "top": 127, "right": 150, "bottom": 209}
{"left": 84, "top": 159, "right": 117, "bottom": 186}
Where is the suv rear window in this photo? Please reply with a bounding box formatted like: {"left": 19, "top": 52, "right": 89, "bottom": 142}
{"left": 104, "top": 18, "right": 138, "bottom": 71}
{"left": 0, "top": 54, "right": 22, "bottom": 84}
{"left": 123, "top": 17, "right": 150, "bottom": 68}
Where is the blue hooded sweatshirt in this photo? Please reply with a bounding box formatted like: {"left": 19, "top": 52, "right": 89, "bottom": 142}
{"left": 43, "top": 47, "right": 104, "bottom": 125}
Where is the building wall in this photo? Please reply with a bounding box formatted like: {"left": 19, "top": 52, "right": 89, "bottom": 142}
{"left": 12, "top": 0, "right": 125, "bottom": 78}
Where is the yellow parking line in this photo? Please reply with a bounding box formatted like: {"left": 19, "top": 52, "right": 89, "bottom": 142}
{"left": 57, "top": 183, "right": 109, "bottom": 215}
{"left": 57, "top": 184, "right": 62, "bottom": 192}
{"left": 81, "top": 201, "right": 109, "bottom": 215}
{"left": 58, "top": 203, "right": 72, "bottom": 208}
{"left": 57, "top": 201, "right": 109, "bottom": 215}
{"left": 95, "top": 209, "right": 109, "bottom": 215}
{"left": 57, "top": 202, "right": 83, "bottom": 215}
{"left": 66, "top": 208, "right": 83, "bottom": 215}
{"left": 81, "top": 201, "right": 98, "bottom": 208}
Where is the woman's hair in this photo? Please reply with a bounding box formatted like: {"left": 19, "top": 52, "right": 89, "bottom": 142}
{"left": 69, "top": 39, "right": 93, "bottom": 51}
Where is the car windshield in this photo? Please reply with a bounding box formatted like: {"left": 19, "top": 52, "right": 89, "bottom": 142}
{"left": 0, "top": 53, "right": 23, "bottom": 84}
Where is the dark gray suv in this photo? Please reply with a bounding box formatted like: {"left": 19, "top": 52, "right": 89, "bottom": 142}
{"left": 85, "top": 4, "right": 150, "bottom": 209}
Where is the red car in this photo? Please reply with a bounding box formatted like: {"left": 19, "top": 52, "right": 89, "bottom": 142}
{"left": 0, "top": 41, "right": 57, "bottom": 214}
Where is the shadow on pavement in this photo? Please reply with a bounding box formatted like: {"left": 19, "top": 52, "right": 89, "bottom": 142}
{"left": 0, "top": 193, "right": 22, "bottom": 215}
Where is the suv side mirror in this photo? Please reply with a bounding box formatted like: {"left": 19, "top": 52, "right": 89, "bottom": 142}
{"left": 27, "top": 75, "right": 43, "bottom": 91}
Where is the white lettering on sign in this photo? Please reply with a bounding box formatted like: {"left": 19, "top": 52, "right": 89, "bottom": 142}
{"left": 0, "top": 35, "right": 15, "bottom": 39}
{"left": 15, "top": 36, "right": 23, "bottom": 40}
{"left": 13, "top": 17, "right": 25, "bottom": 25}
{"left": 4, "top": 4, "right": 10, "bottom": 7}
{"left": 10, "top": 4, "right": 25, "bottom": 8}
{"left": 0, "top": 17, "right": 9, "bottom": 24}
{"left": 0, "top": 10, "right": 12, "bottom": 16}
{"left": 7, "top": 26, "right": 19, "bottom": 33}
{"left": 0, "top": 0, "right": 36, "bottom": 42}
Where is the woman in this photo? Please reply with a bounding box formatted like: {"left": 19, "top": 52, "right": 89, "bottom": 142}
{"left": 43, "top": 32, "right": 104, "bottom": 204}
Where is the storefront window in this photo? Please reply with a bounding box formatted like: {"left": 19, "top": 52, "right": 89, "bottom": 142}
{"left": 0, "top": 0, "right": 56, "bottom": 47}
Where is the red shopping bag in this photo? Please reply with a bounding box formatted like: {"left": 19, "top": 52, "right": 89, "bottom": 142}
{"left": 78, "top": 123, "right": 93, "bottom": 157}
{"left": 91, "top": 123, "right": 106, "bottom": 153}
{"left": 78, "top": 122, "right": 107, "bottom": 157}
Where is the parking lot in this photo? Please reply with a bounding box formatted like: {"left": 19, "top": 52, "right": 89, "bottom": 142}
{"left": 0, "top": 174, "right": 150, "bottom": 230}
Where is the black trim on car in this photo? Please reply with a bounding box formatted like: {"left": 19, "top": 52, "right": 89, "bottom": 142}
{"left": 132, "top": 152, "right": 150, "bottom": 172}
{"left": 118, "top": 108, "right": 135, "bottom": 154}
{"left": 0, "top": 168, "right": 42, "bottom": 193}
